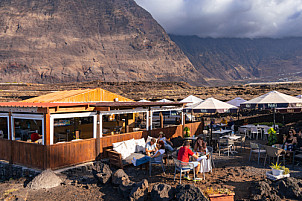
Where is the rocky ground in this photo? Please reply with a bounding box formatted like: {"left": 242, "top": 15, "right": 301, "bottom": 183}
{"left": 1, "top": 81, "right": 302, "bottom": 102}
{"left": 0, "top": 140, "right": 301, "bottom": 201}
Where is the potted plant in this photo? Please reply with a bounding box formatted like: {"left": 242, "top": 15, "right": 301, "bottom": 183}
{"left": 204, "top": 188, "right": 235, "bottom": 201}
{"left": 268, "top": 127, "right": 277, "bottom": 146}
{"left": 183, "top": 126, "right": 191, "bottom": 138}
{"left": 270, "top": 163, "right": 284, "bottom": 176}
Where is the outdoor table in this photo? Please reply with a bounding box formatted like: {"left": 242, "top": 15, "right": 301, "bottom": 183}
{"left": 195, "top": 153, "right": 208, "bottom": 180}
{"left": 212, "top": 129, "right": 232, "bottom": 135}
{"left": 184, "top": 136, "right": 198, "bottom": 141}
{"left": 240, "top": 124, "right": 256, "bottom": 128}
{"left": 221, "top": 135, "right": 241, "bottom": 140}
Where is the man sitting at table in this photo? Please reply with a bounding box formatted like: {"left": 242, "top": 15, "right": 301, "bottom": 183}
{"left": 177, "top": 140, "right": 201, "bottom": 180}
{"left": 145, "top": 138, "right": 157, "bottom": 156}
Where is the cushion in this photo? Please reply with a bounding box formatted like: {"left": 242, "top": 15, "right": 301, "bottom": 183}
{"left": 122, "top": 152, "right": 146, "bottom": 165}
{"left": 113, "top": 142, "right": 130, "bottom": 159}
{"left": 124, "top": 139, "right": 136, "bottom": 154}
{"left": 135, "top": 138, "right": 146, "bottom": 153}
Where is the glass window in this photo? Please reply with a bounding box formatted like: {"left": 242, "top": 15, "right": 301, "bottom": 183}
{"left": 14, "top": 119, "right": 42, "bottom": 142}
{"left": 54, "top": 116, "right": 94, "bottom": 144}
{"left": 0, "top": 117, "right": 8, "bottom": 139}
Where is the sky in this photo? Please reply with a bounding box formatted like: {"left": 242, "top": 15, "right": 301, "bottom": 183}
{"left": 134, "top": 0, "right": 302, "bottom": 38}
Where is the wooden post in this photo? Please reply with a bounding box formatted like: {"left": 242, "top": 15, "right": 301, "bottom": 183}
{"left": 160, "top": 112, "right": 163, "bottom": 128}
{"left": 44, "top": 111, "right": 51, "bottom": 169}
{"left": 9, "top": 112, "right": 13, "bottom": 164}
{"left": 96, "top": 112, "right": 101, "bottom": 159}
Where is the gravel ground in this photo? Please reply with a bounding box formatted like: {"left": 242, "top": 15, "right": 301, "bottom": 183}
{"left": 0, "top": 140, "right": 301, "bottom": 201}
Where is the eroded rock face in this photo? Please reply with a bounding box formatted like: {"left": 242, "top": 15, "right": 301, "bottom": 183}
{"left": 0, "top": 0, "right": 205, "bottom": 86}
{"left": 92, "top": 162, "right": 112, "bottom": 184}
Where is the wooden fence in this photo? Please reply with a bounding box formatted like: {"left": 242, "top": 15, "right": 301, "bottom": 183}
{"left": 0, "top": 122, "right": 203, "bottom": 170}
{"left": 48, "top": 139, "right": 96, "bottom": 169}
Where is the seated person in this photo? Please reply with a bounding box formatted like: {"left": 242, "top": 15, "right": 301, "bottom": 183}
{"left": 158, "top": 131, "right": 174, "bottom": 152}
{"left": 220, "top": 118, "right": 227, "bottom": 125}
{"left": 194, "top": 137, "right": 207, "bottom": 155}
{"left": 177, "top": 140, "right": 201, "bottom": 180}
{"left": 31, "top": 132, "right": 42, "bottom": 142}
{"left": 145, "top": 138, "right": 157, "bottom": 156}
{"left": 283, "top": 129, "right": 297, "bottom": 150}
{"left": 132, "top": 140, "right": 165, "bottom": 166}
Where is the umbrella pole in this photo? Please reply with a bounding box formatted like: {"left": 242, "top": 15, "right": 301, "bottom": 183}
{"left": 273, "top": 108, "right": 276, "bottom": 129}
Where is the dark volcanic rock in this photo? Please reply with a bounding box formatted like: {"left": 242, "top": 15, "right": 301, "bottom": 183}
{"left": 274, "top": 177, "right": 302, "bottom": 199}
{"left": 0, "top": 0, "right": 204, "bottom": 85}
{"left": 112, "top": 169, "right": 131, "bottom": 186}
{"left": 151, "top": 183, "right": 174, "bottom": 201}
{"left": 175, "top": 184, "right": 208, "bottom": 201}
{"left": 251, "top": 178, "right": 302, "bottom": 201}
{"left": 119, "top": 181, "right": 136, "bottom": 199}
{"left": 129, "top": 179, "right": 149, "bottom": 201}
{"left": 92, "top": 162, "right": 112, "bottom": 184}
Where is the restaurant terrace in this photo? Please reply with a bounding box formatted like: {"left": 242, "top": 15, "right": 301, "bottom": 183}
{"left": 0, "top": 88, "right": 203, "bottom": 170}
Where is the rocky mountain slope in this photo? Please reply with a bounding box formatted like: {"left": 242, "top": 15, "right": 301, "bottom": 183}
{"left": 170, "top": 35, "right": 302, "bottom": 85}
{"left": 0, "top": 0, "right": 205, "bottom": 85}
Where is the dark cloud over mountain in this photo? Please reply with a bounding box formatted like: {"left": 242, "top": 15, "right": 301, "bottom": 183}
{"left": 135, "top": 0, "right": 302, "bottom": 38}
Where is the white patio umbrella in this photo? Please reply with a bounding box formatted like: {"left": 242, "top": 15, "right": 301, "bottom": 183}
{"left": 240, "top": 90, "right": 302, "bottom": 128}
{"left": 180, "top": 95, "right": 203, "bottom": 107}
{"left": 227, "top": 97, "right": 247, "bottom": 107}
{"left": 186, "top": 97, "right": 237, "bottom": 113}
{"left": 157, "top": 99, "right": 172, "bottom": 102}
{"left": 138, "top": 99, "right": 151, "bottom": 102}
{"left": 240, "top": 91, "right": 302, "bottom": 109}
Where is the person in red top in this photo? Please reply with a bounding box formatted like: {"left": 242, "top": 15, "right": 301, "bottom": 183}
{"left": 31, "top": 132, "right": 42, "bottom": 142}
{"left": 177, "top": 140, "right": 201, "bottom": 180}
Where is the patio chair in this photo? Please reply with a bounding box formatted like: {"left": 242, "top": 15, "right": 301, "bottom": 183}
{"left": 238, "top": 127, "right": 250, "bottom": 139}
{"left": 218, "top": 138, "right": 232, "bottom": 156}
{"left": 235, "top": 135, "right": 246, "bottom": 151}
{"left": 249, "top": 142, "right": 266, "bottom": 165}
{"left": 263, "top": 145, "right": 285, "bottom": 167}
{"left": 263, "top": 127, "right": 271, "bottom": 140}
{"left": 149, "top": 154, "right": 165, "bottom": 176}
{"left": 173, "top": 158, "right": 196, "bottom": 184}
{"left": 250, "top": 127, "right": 260, "bottom": 140}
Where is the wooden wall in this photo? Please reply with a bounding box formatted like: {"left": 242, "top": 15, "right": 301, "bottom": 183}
{"left": 12, "top": 141, "right": 45, "bottom": 169}
{"left": 0, "top": 139, "right": 11, "bottom": 161}
{"left": 48, "top": 139, "right": 96, "bottom": 169}
{"left": 0, "top": 122, "right": 203, "bottom": 170}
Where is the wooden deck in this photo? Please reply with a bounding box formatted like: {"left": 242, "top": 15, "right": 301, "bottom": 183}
{"left": 0, "top": 122, "right": 203, "bottom": 170}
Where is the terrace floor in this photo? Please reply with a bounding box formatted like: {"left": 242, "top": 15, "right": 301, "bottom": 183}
{"left": 1, "top": 140, "right": 301, "bottom": 201}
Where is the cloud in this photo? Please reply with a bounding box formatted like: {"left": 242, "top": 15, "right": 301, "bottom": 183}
{"left": 135, "top": 0, "right": 302, "bottom": 38}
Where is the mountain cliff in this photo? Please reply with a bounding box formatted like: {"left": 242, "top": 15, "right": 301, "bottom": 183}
{"left": 170, "top": 35, "right": 302, "bottom": 85}
{"left": 0, "top": 0, "right": 205, "bottom": 85}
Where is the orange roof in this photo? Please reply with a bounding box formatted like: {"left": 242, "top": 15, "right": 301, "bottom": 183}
{"left": 22, "top": 88, "right": 133, "bottom": 103}
{"left": 0, "top": 102, "right": 89, "bottom": 108}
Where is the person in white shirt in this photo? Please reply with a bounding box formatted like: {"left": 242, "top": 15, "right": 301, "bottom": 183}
{"left": 145, "top": 138, "right": 157, "bottom": 156}
{"left": 132, "top": 141, "right": 165, "bottom": 166}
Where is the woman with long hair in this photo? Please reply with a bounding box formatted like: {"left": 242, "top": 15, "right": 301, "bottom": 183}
{"left": 194, "top": 137, "right": 207, "bottom": 154}
{"left": 132, "top": 140, "right": 165, "bottom": 166}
